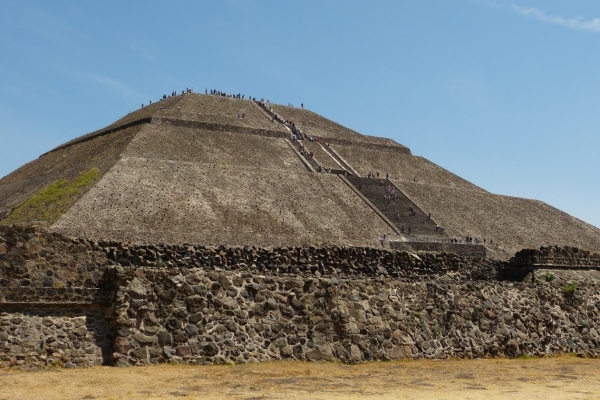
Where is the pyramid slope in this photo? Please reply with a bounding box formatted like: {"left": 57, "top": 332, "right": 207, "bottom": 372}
{"left": 121, "top": 124, "right": 306, "bottom": 171}
{"left": 51, "top": 157, "right": 399, "bottom": 247}
{"left": 334, "top": 144, "right": 484, "bottom": 191}
{"left": 0, "top": 125, "right": 141, "bottom": 221}
{"left": 397, "top": 181, "right": 600, "bottom": 254}
{"left": 48, "top": 94, "right": 287, "bottom": 154}
{"left": 270, "top": 104, "right": 407, "bottom": 149}
{"left": 2, "top": 91, "right": 599, "bottom": 252}
{"left": 175, "top": 94, "right": 288, "bottom": 134}
{"left": 51, "top": 96, "right": 184, "bottom": 152}
{"left": 301, "top": 141, "right": 341, "bottom": 171}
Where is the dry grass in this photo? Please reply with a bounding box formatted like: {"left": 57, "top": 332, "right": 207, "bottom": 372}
{"left": 0, "top": 357, "right": 598, "bottom": 399}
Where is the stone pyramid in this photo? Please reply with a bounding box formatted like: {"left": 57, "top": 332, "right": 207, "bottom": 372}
{"left": 1, "top": 92, "right": 598, "bottom": 254}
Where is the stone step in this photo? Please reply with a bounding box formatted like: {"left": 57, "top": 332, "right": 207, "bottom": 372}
{"left": 346, "top": 177, "right": 449, "bottom": 238}
{"left": 320, "top": 143, "right": 356, "bottom": 174}
{"left": 290, "top": 139, "right": 321, "bottom": 171}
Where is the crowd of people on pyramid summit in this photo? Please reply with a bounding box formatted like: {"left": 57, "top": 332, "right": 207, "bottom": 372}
{"left": 204, "top": 90, "right": 305, "bottom": 113}
{"left": 140, "top": 87, "right": 194, "bottom": 108}
{"left": 206, "top": 89, "right": 252, "bottom": 100}
{"left": 139, "top": 86, "right": 312, "bottom": 142}
{"left": 140, "top": 87, "right": 308, "bottom": 115}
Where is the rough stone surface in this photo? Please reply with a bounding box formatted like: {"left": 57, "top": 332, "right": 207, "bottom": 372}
{"left": 0, "top": 125, "right": 140, "bottom": 219}
{"left": 108, "top": 265, "right": 600, "bottom": 366}
{"left": 51, "top": 159, "right": 399, "bottom": 248}
{"left": 0, "top": 308, "right": 111, "bottom": 368}
{"left": 398, "top": 182, "right": 600, "bottom": 257}
{"left": 1, "top": 225, "right": 600, "bottom": 369}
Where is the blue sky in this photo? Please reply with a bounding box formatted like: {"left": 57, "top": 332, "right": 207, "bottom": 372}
{"left": 1, "top": 0, "right": 599, "bottom": 229}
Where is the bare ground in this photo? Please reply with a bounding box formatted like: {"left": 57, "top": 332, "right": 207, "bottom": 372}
{"left": 0, "top": 357, "right": 599, "bottom": 400}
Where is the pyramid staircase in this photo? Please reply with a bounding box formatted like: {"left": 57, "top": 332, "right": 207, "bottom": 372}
{"left": 345, "top": 176, "right": 448, "bottom": 239}
{"left": 320, "top": 144, "right": 357, "bottom": 175}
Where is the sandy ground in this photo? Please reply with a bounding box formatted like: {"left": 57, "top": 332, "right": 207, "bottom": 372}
{"left": 0, "top": 357, "right": 598, "bottom": 400}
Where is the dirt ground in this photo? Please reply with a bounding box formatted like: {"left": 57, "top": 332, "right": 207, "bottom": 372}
{"left": 0, "top": 356, "right": 598, "bottom": 400}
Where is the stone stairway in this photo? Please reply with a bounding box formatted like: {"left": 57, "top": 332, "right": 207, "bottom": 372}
{"left": 321, "top": 144, "right": 356, "bottom": 174}
{"left": 254, "top": 100, "right": 306, "bottom": 139}
{"left": 346, "top": 176, "right": 448, "bottom": 238}
{"left": 261, "top": 104, "right": 359, "bottom": 176}
{"left": 250, "top": 99, "right": 279, "bottom": 123}
{"left": 290, "top": 138, "right": 321, "bottom": 171}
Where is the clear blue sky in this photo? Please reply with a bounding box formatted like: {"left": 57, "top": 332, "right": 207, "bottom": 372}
{"left": 1, "top": 0, "right": 599, "bottom": 229}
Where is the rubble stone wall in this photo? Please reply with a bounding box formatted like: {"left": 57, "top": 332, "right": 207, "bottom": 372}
{"left": 108, "top": 266, "right": 600, "bottom": 366}
{"left": 0, "top": 306, "right": 112, "bottom": 369}
{"left": 1, "top": 225, "right": 600, "bottom": 369}
{"left": 512, "top": 246, "right": 600, "bottom": 267}
{"left": 390, "top": 242, "right": 487, "bottom": 258}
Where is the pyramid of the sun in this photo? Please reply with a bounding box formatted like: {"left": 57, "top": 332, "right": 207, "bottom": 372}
{"left": 1, "top": 93, "right": 599, "bottom": 254}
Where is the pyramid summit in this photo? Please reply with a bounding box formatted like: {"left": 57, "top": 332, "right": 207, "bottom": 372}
{"left": 1, "top": 91, "right": 598, "bottom": 256}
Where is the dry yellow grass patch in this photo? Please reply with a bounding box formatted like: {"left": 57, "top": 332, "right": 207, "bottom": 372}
{"left": 0, "top": 357, "right": 598, "bottom": 400}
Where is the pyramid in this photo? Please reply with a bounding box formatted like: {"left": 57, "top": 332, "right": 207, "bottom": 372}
{"left": 1, "top": 92, "right": 599, "bottom": 254}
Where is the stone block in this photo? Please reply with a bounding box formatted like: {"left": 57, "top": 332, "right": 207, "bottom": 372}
{"left": 133, "top": 332, "right": 156, "bottom": 345}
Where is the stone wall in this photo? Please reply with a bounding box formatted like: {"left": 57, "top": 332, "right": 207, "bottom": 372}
{"left": 0, "top": 224, "right": 112, "bottom": 289}
{"left": 0, "top": 306, "right": 112, "bottom": 369}
{"left": 1, "top": 225, "right": 600, "bottom": 369}
{"left": 390, "top": 242, "right": 487, "bottom": 258}
{"left": 0, "top": 225, "right": 115, "bottom": 368}
{"left": 108, "top": 266, "right": 600, "bottom": 366}
{"left": 512, "top": 246, "right": 600, "bottom": 267}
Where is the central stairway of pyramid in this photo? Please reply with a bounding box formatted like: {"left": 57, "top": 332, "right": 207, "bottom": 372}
{"left": 346, "top": 176, "right": 447, "bottom": 239}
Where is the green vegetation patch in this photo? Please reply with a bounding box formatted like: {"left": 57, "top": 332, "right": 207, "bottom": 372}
{"left": 543, "top": 272, "right": 556, "bottom": 282}
{"left": 1, "top": 167, "right": 101, "bottom": 226}
{"left": 563, "top": 282, "right": 577, "bottom": 297}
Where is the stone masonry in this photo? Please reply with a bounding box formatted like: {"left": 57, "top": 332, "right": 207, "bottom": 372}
{"left": 1, "top": 225, "right": 600, "bottom": 369}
